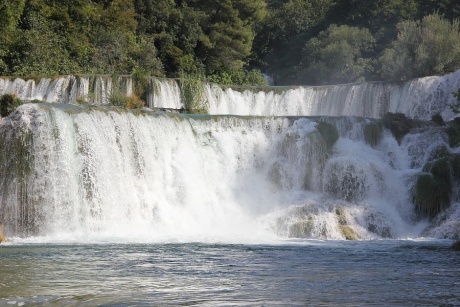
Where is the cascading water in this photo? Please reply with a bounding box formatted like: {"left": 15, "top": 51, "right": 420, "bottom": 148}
{"left": 1, "top": 103, "right": 458, "bottom": 242}
{"left": 1, "top": 70, "right": 459, "bottom": 119}
{"left": 0, "top": 75, "right": 133, "bottom": 105}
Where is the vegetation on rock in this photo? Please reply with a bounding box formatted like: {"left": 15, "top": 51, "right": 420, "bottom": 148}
{"left": 382, "top": 112, "right": 420, "bottom": 144}
{"left": 179, "top": 72, "right": 208, "bottom": 114}
{"left": 0, "top": 94, "right": 23, "bottom": 117}
{"left": 414, "top": 158, "right": 453, "bottom": 220}
{"left": 316, "top": 122, "right": 339, "bottom": 153}
{"left": 336, "top": 208, "right": 357, "bottom": 240}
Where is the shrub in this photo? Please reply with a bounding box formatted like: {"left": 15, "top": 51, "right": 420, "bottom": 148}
{"left": 125, "top": 94, "right": 144, "bottom": 109}
{"left": 109, "top": 93, "right": 144, "bottom": 109}
{"left": 0, "top": 94, "right": 23, "bottom": 117}
{"left": 414, "top": 173, "right": 450, "bottom": 220}
{"left": 414, "top": 158, "right": 452, "bottom": 220}
{"left": 380, "top": 14, "right": 460, "bottom": 82}
{"left": 179, "top": 72, "right": 208, "bottom": 114}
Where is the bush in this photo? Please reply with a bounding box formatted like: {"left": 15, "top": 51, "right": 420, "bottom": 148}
{"left": 298, "top": 24, "right": 375, "bottom": 85}
{"left": 380, "top": 14, "right": 460, "bottom": 82}
{"left": 414, "top": 158, "right": 452, "bottom": 220}
{"left": 0, "top": 94, "right": 23, "bottom": 117}
{"left": 414, "top": 173, "right": 450, "bottom": 220}
{"left": 109, "top": 93, "right": 144, "bottom": 109}
{"left": 179, "top": 72, "right": 207, "bottom": 114}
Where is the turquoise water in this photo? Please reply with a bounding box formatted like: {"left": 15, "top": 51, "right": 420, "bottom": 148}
{"left": 1, "top": 240, "right": 459, "bottom": 306}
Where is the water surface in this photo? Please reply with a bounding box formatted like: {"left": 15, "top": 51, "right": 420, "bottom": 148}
{"left": 1, "top": 240, "right": 459, "bottom": 306}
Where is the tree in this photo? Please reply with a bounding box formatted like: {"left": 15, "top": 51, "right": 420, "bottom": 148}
{"left": 297, "top": 24, "right": 375, "bottom": 85}
{"left": 251, "top": 0, "right": 334, "bottom": 83}
{"left": 380, "top": 13, "right": 460, "bottom": 82}
{"left": 188, "top": 0, "right": 267, "bottom": 74}
{"left": 0, "top": 0, "right": 26, "bottom": 74}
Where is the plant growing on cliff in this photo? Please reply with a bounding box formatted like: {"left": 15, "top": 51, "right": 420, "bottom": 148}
{"left": 110, "top": 92, "right": 144, "bottom": 109}
{"left": 179, "top": 72, "right": 207, "bottom": 114}
{"left": 0, "top": 94, "right": 23, "bottom": 117}
{"left": 414, "top": 158, "right": 452, "bottom": 220}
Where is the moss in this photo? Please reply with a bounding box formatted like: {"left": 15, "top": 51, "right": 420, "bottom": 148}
{"left": 382, "top": 112, "right": 414, "bottom": 144}
{"left": 289, "top": 219, "right": 314, "bottom": 238}
{"left": 335, "top": 208, "right": 357, "bottom": 240}
{"left": 428, "top": 145, "right": 450, "bottom": 161}
{"left": 414, "top": 172, "right": 450, "bottom": 220}
{"left": 316, "top": 121, "right": 339, "bottom": 153}
{"left": 339, "top": 225, "right": 357, "bottom": 240}
{"left": 363, "top": 121, "right": 383, "bottom": 148}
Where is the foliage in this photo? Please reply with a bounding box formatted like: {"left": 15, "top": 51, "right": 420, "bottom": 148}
{"left": 132, "top": 68, "right": 150, "bottom": 101}
{"left": 316, "top": 122, "right": 339, "bottom": 153}
{"left": 0, "top": 94, "right": 23, "bottom": 117}
{"left": 207, "top": 69, "right": 268, "bottom": 86}
{"left": 1, "top": 1, "right": 460, "bottom": 85}
{"left": 380, "top": 14, "right": 460, "bottom": 82}
{"left": 110, "top": 92, "right": 144, "bottom": 109}
{"left": 414, "top": 157, "right": 453, "bottom": 220}
{"left": 179, "top": 72, "right": 207, "bottom": 114}
{"left": 298, "top": 24, "right": 375, "bottom": 85}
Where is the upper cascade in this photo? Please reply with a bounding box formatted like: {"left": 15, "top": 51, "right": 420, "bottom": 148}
{"left": 1, "top": 70, "right": 459, "bottom": 119}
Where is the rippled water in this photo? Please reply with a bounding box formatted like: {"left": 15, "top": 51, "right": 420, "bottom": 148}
{"left": 1, "top": 240, "right": 459, "bottom": 306}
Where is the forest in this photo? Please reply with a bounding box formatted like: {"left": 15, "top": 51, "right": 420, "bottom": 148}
{"left": 1, "top": 0, "right": 460, "bottom": 86}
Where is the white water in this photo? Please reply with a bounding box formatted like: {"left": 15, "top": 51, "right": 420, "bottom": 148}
{"left": 0, "top": 75, "right": 132, "bottom": 105}
{"left": 1, "top": 70, "right": 459, "bottom": 119}
{"left": 1, "top": 103, "right": 458, "bottom": 242}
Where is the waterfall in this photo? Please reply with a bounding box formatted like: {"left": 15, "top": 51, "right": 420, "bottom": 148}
{"left": 1, "top": 103, "right": 457, "bottom": 241}
{"left": 1, "top": 70, "right": 459, "bottom": 119}
{"left": 0, "top": 75, "right": 133, "bottom": 105}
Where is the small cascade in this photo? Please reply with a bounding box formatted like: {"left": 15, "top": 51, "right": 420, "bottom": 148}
{"left": 1, "top": 103, "right": 457, "bottom": 241}
{"left": 147, "top": 78, "right": 183, "bottom": 110}
{"left": 2, "top": 69, "right": 459, "bottom": 119}
{"left": 0, "top": 75, "right": 133, "bottom": 105}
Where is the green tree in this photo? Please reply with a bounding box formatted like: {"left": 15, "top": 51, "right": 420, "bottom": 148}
{"left": 188, "top": 0, "right": 267, "bottom": 74}
{"left": 380, "top": 13, "right": 460, "bottom": 82}
{"left": 298, "top": 24, "right": 375, "bottom": 85}
{"left": 252, "top": 0, "right": 334, "bottom": 83}
{"left": 0, "top": 0, "right": 26, "bottom": 74}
